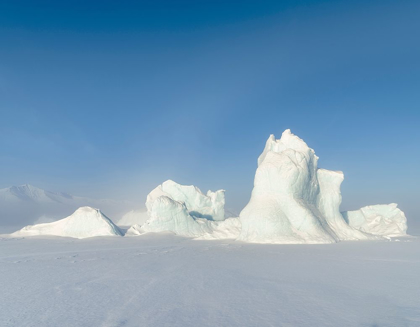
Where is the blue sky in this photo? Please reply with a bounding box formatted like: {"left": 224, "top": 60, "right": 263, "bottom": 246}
{"left": 0, "top": 0, "right": 419, "bottom": 219}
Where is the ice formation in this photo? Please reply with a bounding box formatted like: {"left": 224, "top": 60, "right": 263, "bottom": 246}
{"left": 129, "top": 208, "right": 240, "bottom": 240}
{"left": 9, "top": 130, "right": 406, "bottom": 243}
{"left": 238, "top": 130, "right": 374, "bottom": 244}
{"left": 130, "top": 180, "right": 230, "bottom": 238}
{"left": 146, "top": 180, "right": 225, "bottom": 221}
{"left": 316, "top": 169, "right": 372, "bottom": 241}
{"left": 342, "top": 204, "right": 407, "bottom": 237}
{"left": 142, "top": 195, "right": 214, "bottom": 237}
{"left": 11, "top": 206, "right": 122, "bottom": 239}
{"left": 130, "top": 130, "right": 407, "bottom": 243}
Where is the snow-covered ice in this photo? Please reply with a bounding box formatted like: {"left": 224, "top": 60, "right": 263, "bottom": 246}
{"left": 11, "top": 206, "right": 122, "bottom": 239}
{"left": 1, "top": 235, "right": 419, "bottom": 327}
{"left": 342, "top": 203, "right": 407, "bottom": 237}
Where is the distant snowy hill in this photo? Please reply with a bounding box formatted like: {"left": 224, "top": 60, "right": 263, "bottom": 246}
{"left": 0, "top": 184, "right": 75, "bottom": 204}
{"left": 0, "top": 184, "right": 124, "bottom": 205}
{"left": 0, "top": 184, "right": 131, "bottom": 232}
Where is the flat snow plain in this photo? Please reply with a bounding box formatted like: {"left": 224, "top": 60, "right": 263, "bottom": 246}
{"left": 1, "top": 233, "right": 420, "bottom": 327}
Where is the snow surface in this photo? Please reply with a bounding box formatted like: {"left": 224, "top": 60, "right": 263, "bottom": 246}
{"left": 342, "top": 204, "right": 407, "bottom": 237}
{"left": 11, "top": 207, "right": 122, "bottom": 239}
{"left": 1, "top": 234, "right": 419, "bottom": 327}
{"left": 239, "top": 130, "right": 374, "bottom": 244}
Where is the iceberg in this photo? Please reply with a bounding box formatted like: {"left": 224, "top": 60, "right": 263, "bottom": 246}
{"left": 146, "top": 180, "right": 225, "bottom": 221}
{"left": 133, "top": 180, "right": 228, "bottom": 238}
{"left": 142, "top": 195, "right": 213, "bottom": 237}
{"left": 238, "top": 130, "right": 374, "bottom": 244}
{"left": 11, "top": 206, "right": 122, "bottom": 239}
{"left": 342, "top": 204, "right": 407, "bottom": 237}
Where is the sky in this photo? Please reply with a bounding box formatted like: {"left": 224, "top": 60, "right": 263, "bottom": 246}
{"left": 0, "top": 0, "right": 419, "bottom": 221}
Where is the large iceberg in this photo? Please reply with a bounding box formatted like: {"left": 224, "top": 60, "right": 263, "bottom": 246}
{"left": 11, "top": 206, "right": 122, "bottom": 239}
{"left": 342, "top": 204, "right": 407, "bottom": 237}
{"left": 238, "top": 130, "right": 374, "bottom": 244}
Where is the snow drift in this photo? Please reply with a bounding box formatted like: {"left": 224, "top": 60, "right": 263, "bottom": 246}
{"left": 342, "top": 204, "right": 407, "bottom": 237}
{"left": 11, "top": 206, "right": 122, "bottom": 239}
{"left": 238, "top": 130, "right": 375, "bottom": 244}
{"left": 197, "top": 217, "right": 242, "bottom": 240}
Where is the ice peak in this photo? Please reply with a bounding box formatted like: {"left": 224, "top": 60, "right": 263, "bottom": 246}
{"left": 258, "top": 129, "right": 314, "bottom": 166}
{"left": 279, "top": 129, "right": 311, "bottom": 151}
{"left": 282, "top": 128, "right": 292, "bottom": 136}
